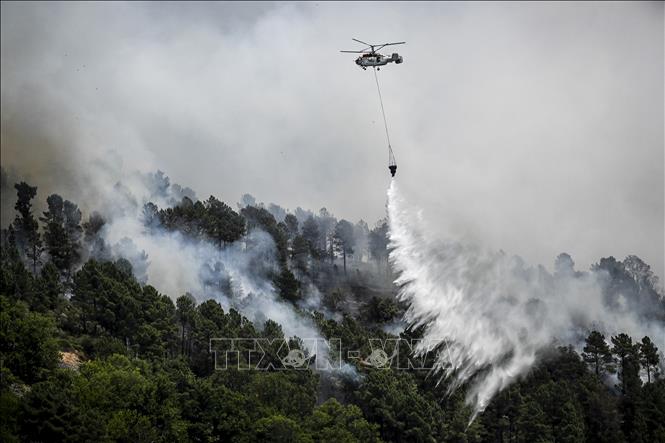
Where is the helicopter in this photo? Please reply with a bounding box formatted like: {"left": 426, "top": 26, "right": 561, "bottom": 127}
{"left": 340, "top": 38, "right": 405, "bottom": 70}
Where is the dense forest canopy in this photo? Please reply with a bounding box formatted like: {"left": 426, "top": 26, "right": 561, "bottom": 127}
{"left": 1, "top": 174, "right": 664, "bottom": 442}
{"left": 1, "top": 2, "right": 663, "bottom": 441}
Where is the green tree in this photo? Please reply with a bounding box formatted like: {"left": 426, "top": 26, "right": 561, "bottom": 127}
{"left": 583, "top": 386, "right": 624, "bottom": 443}
{"left": 555, "top": 400, "right": 585, "bottom": 443}
{"left": 1, "top": 226, "right": 36, "bottom": 303}
{"left": 71, "top": 259, "right": 177, "bottom": 358}
{"left": 71, "top": 259, "right": 141, "bottom": 337}
{"left": 369, "top": 219, "right": 389, "bottom": 271}
{"left": 204, "top": 195, "right": 246, "bottom": 248}
{"left": 291, "top": 234, "right": 310, "bottom": 273}
{"left": 353, "top": 370, "right": 445, "bottom": 442}
{"left": 641, "top": 379, "right": 665, "bottom": 442}
{"left": 582, "top": 330, "right": 614, "bottom": 376}
{"left": 13, "top": 182, "right": 43, "bottom": 274}
{"left": 134, "top": 285, "right": 178, "bottom": 359}
{"left": 639, "top": 336, "right": 659, "bottom": 384}
{"left": 36, "top": 262, "right": 64, "bottom": 312}
{"left": 40, "top": 194, "right": 82, "bottom": 277}
{"left": 0, "top": 296, "right": 59, "bottom": 384}
{"left": 301, "top": 216, "right": 320, "bottom": 257}
{"left": 245, "top": 371, "right": 319, "bottom": 419}
{"left": 274, "top": 268, "right": 301, "bottom": 303}
{"left": 318, "top": 208, "right": 337, "bottom": 264}
{"left": 63, "top": 199, "right": 83, "bottom": 258}
{"left": 157, "top": 197, "right": 205, "bottom": 237}
{"left": 363, "top": 296, "right": 400, "bottom": 323}
{"left": 19, "top": 370, "right": 103, "bottom": 442}
{"left": 77, "top": 356, "right": 187, "bottom": 441}
{"left": 180, "top": 374, "right": 259, "bottom": 441}
{"left": 307, "top": 398, "right": 381, "bottom": 443}
{"left": 333, "top": 219, "right": 355, "bottom": 274}
{"left": 241, "top": 205, "right": 289, "bottom": 263}
{"left": 612, "top": 333, "right": 645, "bottom": 441}
{"left": 189, "top": 299, "right": 228, "bottom": 376}
{"left": 0, "top": 386, "right": 21, "bottom": 443}
{"left": 250, "top": 415, "right": 312, "bottom": 443}
{"left": 516, "top": 398, "right": 553, "bottom": 443}
{"left": 82, "top": 211, "right": 109, "bottom": 259}
{"left": 611, "top": 333, "right": 642, "bottom": 395}
{"left": 176, "top": 293, "right": 198, "bottom": 358}
{"left": 284, "top": 213, "right": 299, "bottom": 240}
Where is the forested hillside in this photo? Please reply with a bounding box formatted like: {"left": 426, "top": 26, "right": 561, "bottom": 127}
{"left": 1, "top": 180, "right": 664, "bottom": 442}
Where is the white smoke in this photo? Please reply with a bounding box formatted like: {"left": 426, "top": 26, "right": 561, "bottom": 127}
{"left": 73, "top": 164, "right": 329, "bottom": 358}
{"left": 387, "top": 180, "right": 664, "bottom": 420}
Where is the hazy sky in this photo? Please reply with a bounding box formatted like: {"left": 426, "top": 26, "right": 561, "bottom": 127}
{"left": 1, "top": 2, "right": 663, "bottom": 279}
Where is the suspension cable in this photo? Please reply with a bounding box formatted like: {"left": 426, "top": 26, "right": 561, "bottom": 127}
{"left": 373, "top": 67, "right": 396, "bottom": 165}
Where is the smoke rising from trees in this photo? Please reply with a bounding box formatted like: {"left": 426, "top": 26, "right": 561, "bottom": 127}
{"left": 1, "top": 2, "right": 662, "bottom": 280}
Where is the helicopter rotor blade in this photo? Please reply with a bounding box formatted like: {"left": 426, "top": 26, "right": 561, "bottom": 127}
{"left": 372, "top": 42, "right": 405, "bottom": 52}
{"left": 340, "top": 50, "right": 365, "bottom": 53}
{"left": 379, "top": 42, "right": 406, "bottom": 48}
{"left": 352, "top": 38, "right": 372, "bottom": 46}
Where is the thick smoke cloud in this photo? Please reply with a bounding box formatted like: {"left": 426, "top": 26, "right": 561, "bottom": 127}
{"left": 82, "top": 168, "right": 329, "bottom": 356}
{"left": 388, "top": 181, "right": 665, "bottom": 420}
{"left": 1, "top": 2, "right": 662, "bottom": 280}
{"left": 1, "top": 2, "right": 663, "bottom": 416}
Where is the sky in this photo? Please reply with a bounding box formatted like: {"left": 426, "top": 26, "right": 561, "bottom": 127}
{"left": 1, "top": 1, "right": 663, "bottom": 279}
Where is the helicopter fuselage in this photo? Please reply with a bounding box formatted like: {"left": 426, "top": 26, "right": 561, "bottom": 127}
{"left": 355, "top": 53, "right": 403, "bottom": 69}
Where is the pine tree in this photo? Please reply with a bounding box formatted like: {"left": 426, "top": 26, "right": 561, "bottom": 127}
{"left": 13, "top": 182, "right": 43, "bottom": 274}
{"left": 274, "top": 268, "right": 300, "bottom": 303}
{"left": 611, "top": 333, "right": 642, "bottom": 395}
{"left": 639, "top": 336, "right": 659, "bottom": 384}
{"left": 369, "top": 219, "right": 389, "bottom": 265}
{"left": 204, "top": 196, "right": 245, "bottom": 248}
{"left": 176, "top": 293, "right": 197, "bottom": 357}
{"left": 582, "top": 330, "right": 614, "bottom": 376}
{"left": 38, "top": 262, "right": 64, "bottom": 311}
{"left": 1, "top": 225, "right": 35, "bottom": 302}
{"left": 291, "top": 235, "right": 310, "bottom": 273}
{"left": 555, "top": 401, "right": 585, "bottom": 443}
{"left": 612, "top": 333, "right": 645, "bottom": 441}
{"left": 516, "top": 398, "right": 553, "bottom": 443}
{"left": 40, "top": 194, "right": 82, "bottom": 278}
{"left": 283, "top": 213, "right": 299, "bottom": 241}
{"left": 333, "top": 220, "right": 355, "bottom": 274}
{"left": 301, "top": 216, "right": 320, "bottom": 257}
